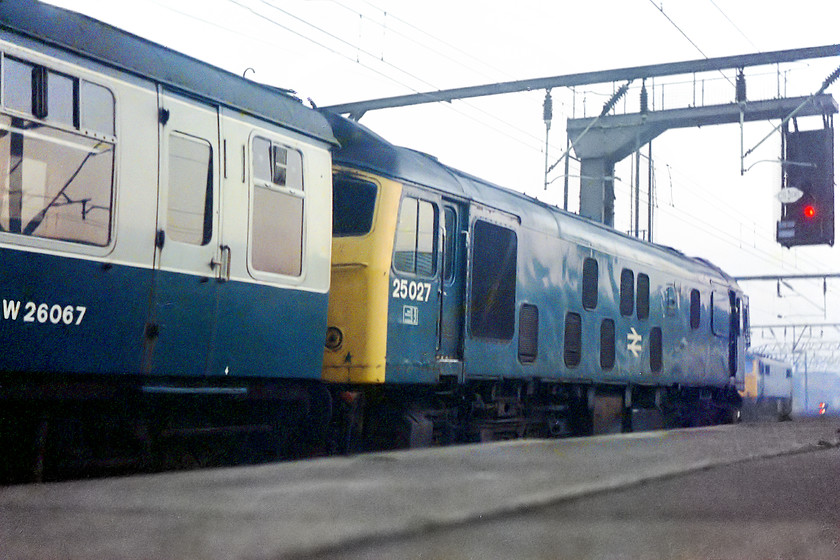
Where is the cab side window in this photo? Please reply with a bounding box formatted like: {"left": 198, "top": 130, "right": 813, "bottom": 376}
{"left": 393, "top": 196, "right": 436, "bottom": 276}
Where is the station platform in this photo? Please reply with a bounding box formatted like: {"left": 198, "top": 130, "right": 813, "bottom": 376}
{"left": 1, "top": 419, "right": 839, "bottom": 560}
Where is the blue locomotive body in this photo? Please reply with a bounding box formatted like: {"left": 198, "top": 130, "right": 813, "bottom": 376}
{"left": 324, "top": 112, "right": 747, "bottom": 441}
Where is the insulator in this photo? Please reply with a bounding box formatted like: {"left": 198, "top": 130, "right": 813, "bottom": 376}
{"left": 640, "top": 84, "right": 648, "bottom": 114}
{"left": 823, "top": 65, "right": 840, "bottom": 89}
{"left": 736, "top": 69, "right": 746, "bottom": 103}
{"left": 600, "top": 81, "right": 631, "bottom": 117}
{"left": 543, "top": 90, "right": 553, "bottom": 125}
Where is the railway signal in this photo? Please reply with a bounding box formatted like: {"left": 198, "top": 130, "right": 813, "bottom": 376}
{"left": 776, "top": 126, "right": 835, "bottom": 247}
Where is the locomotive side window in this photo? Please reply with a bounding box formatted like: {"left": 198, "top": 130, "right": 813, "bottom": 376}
{"left": 251, "top": 136, "right": 304, "bottom": 276}
{"left": 710, "top": 292, "right": 729, "bottom": 337}
{"left": 518, "top": 304, "right": 539, "bottom": 363}
{"left": 600, "top": 318, "right": 615, "bottom": 370}
{"left": 442, "top": 207, "right": 457, "bottom": 282}
{"left": 582, "top": 257, "right": 598, "bottom": 310}
{"left": 636, "top": 273, "right": 650, "bottom": 319}
{"left": 393, "top": 197, "right": 436, "bottom": 276}
{"left": 564, "top": 312, "right": 582, "bottom": 367}
{"left": 690, "top": 289, "right": 701, "bottom": 329}
{"left": 167, "top": 133, "right": 212, "bottom": 245}
{"left": 470, "top": 220, "right": 516, "bottom": 340}
{"left": 333, "top": 175, "right": 377, "bottom": 237}
{"left": 650, "top": 327, "right": 663, "bottom": 372}
{"left": 619, "top": 268, "right": 634, "bottom": 316}
{"left": 0, "top": 55, "right": 115, "bottom": 246}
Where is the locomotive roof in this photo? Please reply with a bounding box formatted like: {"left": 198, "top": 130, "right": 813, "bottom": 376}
{"left": 0, "top": 0, "right": 336, "bottom": 146}
{"left": 324, "top": 110, "right": 737, "bottom": 285}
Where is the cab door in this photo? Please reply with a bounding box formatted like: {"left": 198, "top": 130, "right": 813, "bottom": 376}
{"left": 144, "top": 90, "right": 221, "bottom": 376}
{"left": 387, "top": 190, "right": 442, "bottom": 383}
{"left": 437, "top": 200, "right": 467, "bottom": 362}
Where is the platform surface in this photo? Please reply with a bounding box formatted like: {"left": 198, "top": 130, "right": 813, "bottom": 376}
{"left": 1, "top": 419, "right": 839, "bottom": 559}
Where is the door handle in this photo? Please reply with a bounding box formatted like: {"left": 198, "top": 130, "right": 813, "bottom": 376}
{"left": 210, "top": 245, "right": 232, "bottom": 281}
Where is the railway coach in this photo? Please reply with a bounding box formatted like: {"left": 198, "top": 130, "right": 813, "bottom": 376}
{"left": 322, "top": 111, "right": 748, "bottom": 446}
{"left": 0, "top": 0, "right": 335, "bottom": 479}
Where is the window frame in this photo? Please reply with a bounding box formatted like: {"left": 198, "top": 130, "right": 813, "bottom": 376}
{"left": 619, "top": 268, "right": 634, "bottom": 316}
{"left": 0, "top": 53, "right": 117, "bottom": 251}
{"left": 393, "top": 195, "right": 438, "bottom": 277}
{"left": 166, "top": 131, "right": 213, "bottom": 246}
{"left": 564, "top": 312, "right": 582, "bottom": 368}
{"left": 582, "top": 257, "right": 598, "bottom": 310}
{"left": 248, "top": 134, "right": 306, "bottom": 278}
{"left": 332, "top": 173, "right": 378, "bottom": 238}
{"left": 636, "top": 273, "right": 650, "bottom": 320}
{"left": 469, "top": 219, "right": 517, "bottom": 341}
{"left": 518, "top": 303, "right": 539, "bottom": 364}
{"left": 690, "top": 289, "right": 701, "bottom": 329}
{"left": 650, "top": 327, "right": 663, "bottom": 372}
{"left": 600, "top": 318, "right": 616, "bottom": 370}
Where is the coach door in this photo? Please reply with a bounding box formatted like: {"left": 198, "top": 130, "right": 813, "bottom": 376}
{"left": 145, "top": 90, "right": 221, "bottom": 376}
{"left": 438, "top": 200, "right": 468, "bottom": 361}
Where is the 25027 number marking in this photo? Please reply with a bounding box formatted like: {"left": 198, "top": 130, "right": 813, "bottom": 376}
{"left": 3, "top": 300, "right": 87, "bottom": 326}
{"left": 392, "top": 279, "right": 432, "bottom": 302}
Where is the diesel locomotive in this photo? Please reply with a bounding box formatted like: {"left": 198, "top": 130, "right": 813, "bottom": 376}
{"left": 0, "top": 0, "right": 335, "bottom": 479}
{"left": 740, "top": 353, "right": 793, "bottom": 421}
{"left": 322, "top": 111, "right": 748, "bottom": 445}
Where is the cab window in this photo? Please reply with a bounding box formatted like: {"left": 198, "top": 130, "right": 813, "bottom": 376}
{"left": 333, "top": 175, "right": 377, "bottom": 237}
{"left": 394, "top": 196, "right": 436, "bottom": 276}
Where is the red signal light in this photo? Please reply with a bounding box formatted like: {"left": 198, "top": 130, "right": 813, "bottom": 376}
{"left": 803, "top": 205, "right": 816, "bottom": 219}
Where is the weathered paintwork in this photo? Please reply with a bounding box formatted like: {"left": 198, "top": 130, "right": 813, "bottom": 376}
{"left": 322, "top": 111, "right": 747, "bottom": 393}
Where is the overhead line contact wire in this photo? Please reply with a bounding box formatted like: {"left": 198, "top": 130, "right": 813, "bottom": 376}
{"left": 349, "top": 0, "right": 518, "bottom": 82}
{"left": 249, "top": 0, "right": 554, "bottom": 154}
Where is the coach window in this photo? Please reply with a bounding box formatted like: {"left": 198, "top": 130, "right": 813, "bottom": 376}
{"left": 582, "top": 258, "right": 598, "bottom": 310}
{"left": 518, "top": 304, "right": 539, "bottom": 363}
{"left": 251, "top": 136, "right": 304, "bottom": 276}
{"left": 167, "top": 133, "right": 212, "bottom": 245}
{"left": 564, "top": 312, "right": 582, "bottom": 367}
{"left": 46, "top": 71, "right": 75, "bottom": 127}
{"left": 470, "top": 220, "right": 517, "bottom": 340}
{"left": 636, "top": 273, "right": 650, "bottom": 320}
{"left": 0, "top": 57, "right": 115, "bottom": 247}
{"left": 4, "top": 57, "right": 34, "bottom": 115}
{"left": 600, "top": 319, "right": 616, "bottom": 370}
{"left": 333, "top": 175, "right": 377, "bottom": 237}
{"left": 690, "top": 289, "right": 701, "bottom": 329}
{"left": 80, "top": 82, "right": 115, "bottom": 136}
{"left": 394, "top": 197, "right": 436, "bottom": 276}
{"left": 619, "top": 269, "right": 634, "bottom": 316}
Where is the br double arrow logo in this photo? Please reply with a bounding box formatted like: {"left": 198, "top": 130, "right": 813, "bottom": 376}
{"left": 626, "top": 327, "right": 643, "bottom": 358}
